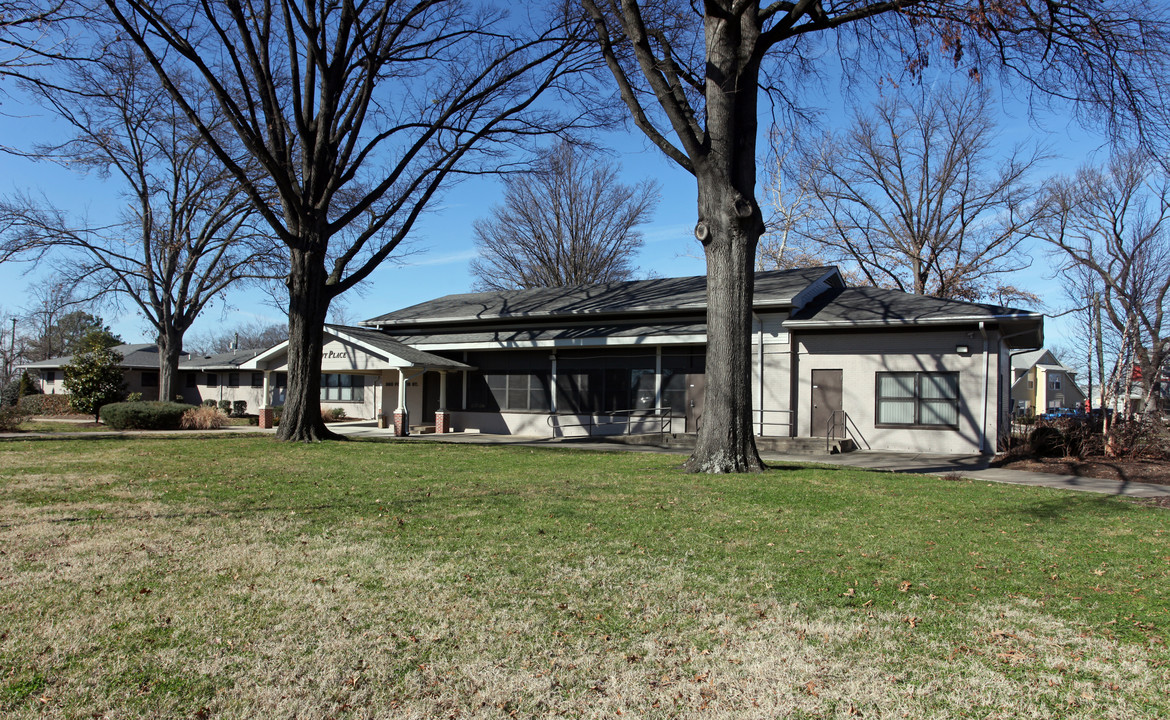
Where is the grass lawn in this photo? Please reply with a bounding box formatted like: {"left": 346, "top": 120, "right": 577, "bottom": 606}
{"left": 1, "top": 437, "right": 1167, "bottom": 718}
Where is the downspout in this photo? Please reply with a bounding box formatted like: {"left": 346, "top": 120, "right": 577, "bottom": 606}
{"left": 756, "top": 313, "right": 765, "bottom": 436}
{"left": 979, "top": 322, "right": 989, "bottom": 454}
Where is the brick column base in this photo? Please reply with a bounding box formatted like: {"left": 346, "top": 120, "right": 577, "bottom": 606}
{"left": 435, "top": 411, "right": 450, "bottom": 434}
{"left": 259, "top": 407, "right": 275, "bottom": 429}
{"left": 393, "top": 411, "right": 407, "bottom": 437}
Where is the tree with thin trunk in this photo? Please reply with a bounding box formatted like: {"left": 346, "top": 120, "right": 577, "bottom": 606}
{"left": 470, "top": 142, "right": 659, "bottom": 290}
{"left": 104, "top": 0, "right": 597, "bottom": 441}
{"left": 581, "top": 0, "right": 1170, "bottom": 473}
{"left": 798, "top": 84, "right": 1043, "bottom": 304}
{"left": 0, "top": 42, "right": 274, "bottom": 403}
{"left": 1035, "top": 150, "right": 1170, "bottom": 418}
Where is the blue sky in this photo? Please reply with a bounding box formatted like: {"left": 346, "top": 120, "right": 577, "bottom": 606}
{"left": 0, "top": 76, "right": 1111, "bottom": 353}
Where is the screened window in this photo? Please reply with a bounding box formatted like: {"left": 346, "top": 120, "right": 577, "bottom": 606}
{"left": 320, "top": 373, "right": 365, "bottom": 402}
{"left": 185, "top": 372, "right": 196, "bottom": 389}
{"left": 227, "top": 372, "right": 239, "bottom": 388}
{"left": 1050, "top": 377, "right": 1061, "bottom": 390}
{"left": 469, "top": 372, "right": 550, "bottom": 412}
{"left": 141, "top": 371, "right": 158, "bottom": 388}
{"left": 876, "top": 372, "right": 959, "bottom": 427}
{"left": 251, "top": 372, "right": 264, "bottom": 388}
{"left": 206, "top": 373, "right": 218, "bottom": 388}
{"left": 44, "top": 370, "right": 56, "bottom": 383}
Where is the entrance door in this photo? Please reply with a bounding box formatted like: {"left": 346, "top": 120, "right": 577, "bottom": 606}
{"left": 421, "top": 372, "right": 440, "bottom": 423}
{"left": 685, "top": 373, "right": 705, "bottom": 432}
{"left": 811, "top": 369, "right": 843, "bottom": 438}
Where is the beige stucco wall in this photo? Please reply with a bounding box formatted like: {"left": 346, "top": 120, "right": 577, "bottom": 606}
{"left": 789, "top": 329, "right": 999, "bottom": 454}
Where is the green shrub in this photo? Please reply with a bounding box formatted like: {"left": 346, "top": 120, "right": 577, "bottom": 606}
{"left": 100, "top": 401, "right": 195, "bottom": 430}
{"left": 232, "top": 400, "right": 247, "bottom": 417}
{"left": 203, "top": 399, "right": 217, "bottom": 408}
{"left": 17, "top": 394, "right": 73, "bottom": 416}
{"left": 218, "top": 399, "right": 232, "bottom": 414}
{"left": 64, "top": 345, "right": 126, "bottom": 420}
{"left": 126, "top": 392, "right": 143, "bottom": 402}
{"left": 322, "top": 407, "right": 347, "bottom": 422}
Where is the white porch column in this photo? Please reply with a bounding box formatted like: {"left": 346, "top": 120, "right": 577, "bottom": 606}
{"left": 394, "top": 367, "right": 409, "bottom": 436}
{"left": 258, "top": 370, "right": 275, "bottom": 429}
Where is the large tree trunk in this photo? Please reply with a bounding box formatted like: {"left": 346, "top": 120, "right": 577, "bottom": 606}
{"left": 157, "top": 325, "right": 184, "bottom": 403}
{"left": 278, "top": 245, "right": 342, "bottom": 442}
{"left": 682, "top": 6, "right": 765, "bottom": 473}
{"left": 685, "top": 180, "right": 765, "bottom": 473}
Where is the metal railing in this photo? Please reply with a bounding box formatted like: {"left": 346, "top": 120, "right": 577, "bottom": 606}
{"left": 826, "top": 410, "right": 870, "bottom": 453}
{"left": 547, "top": 408, "right": 673, "bottom": 437}
{"left": 753, "top": 409, "right": 794, "bottom": 437}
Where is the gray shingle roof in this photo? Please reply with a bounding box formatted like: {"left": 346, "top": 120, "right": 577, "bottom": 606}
{"left": 383, "top": 322, "right": 709, "bottom": 347}
{"left": 787, "top": 287, "right": 1041, "bottom": 328}
{"left": 182, "top": 348, "right": 266, "bottom": 370}
{"left": 362, "top": 267, "right": 838, "bottom": 327}
{"left": 19, "top": 343, "right": 179, "bottom": 369}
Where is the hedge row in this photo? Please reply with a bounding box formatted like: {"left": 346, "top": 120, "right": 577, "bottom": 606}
{"left": 18, "top": 394, "right": 74, "bottom": 416}
{"left": 99, "top": 401, "right": 196, "bottom": 430}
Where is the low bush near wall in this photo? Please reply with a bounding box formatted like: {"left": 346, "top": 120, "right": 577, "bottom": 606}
{"left": 322, "top": 407, "right": 347, "bottom": 422}
{"left": 232, "top": 400, "right": 247, "bottom": 417}
{"left": 100, "top": 401, "right": 195, "bottom": 430}
{"left": 17, "top": 394, "right": 74, "bottom": 416}
{"left": 0, "top": 404, "right": 31, "bottom": 431}
{"left": 203, "top": 399, "right": 217, "bottom": 408}
{"left": 180, "top": 405, "right": 229, "bottom": 430}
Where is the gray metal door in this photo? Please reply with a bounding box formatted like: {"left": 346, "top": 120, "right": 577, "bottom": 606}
{"left": 811, "top": 369, "right": 843, "bottom": 438}
{"left": 685, "top": 374, "right": 705, "bottom": 432}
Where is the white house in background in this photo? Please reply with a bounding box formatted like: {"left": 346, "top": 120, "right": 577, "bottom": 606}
{"left": 20, "top": 268, "right": 1046, "bottom": 454}
{"left": 1009, "top": 349, "right": 1088, "bottom": 415}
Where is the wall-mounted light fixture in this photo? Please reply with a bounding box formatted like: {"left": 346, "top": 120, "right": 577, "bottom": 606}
{"left": 956, "top": 345, "right": 970, "bottom": 354}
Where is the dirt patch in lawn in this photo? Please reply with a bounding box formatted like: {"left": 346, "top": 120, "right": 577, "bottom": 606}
{"left": 994, "top": 456, "right": 1170, "bottom": 487}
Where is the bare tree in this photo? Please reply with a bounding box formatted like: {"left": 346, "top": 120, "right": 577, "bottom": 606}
{"left": 797, "top": 85, "right": 1043, "bottom": 303}
{"left": 470, "top": 142, "right": 659, "bottom": 290}
{"left": 581, "top": 0, "right": 1170, "bottom": 473}
{"left": 187, "top": 320, "right": 287, "bottom": 355}
{"left": 1035, "top": 150, "right": 1170, "bottom": 417}
{"left": 0, "top": 42, "right": 275, "bottom": 402}
{"left": 0, "top": 2, "right": 73, "bottom": 82}
{"left": 104, "top": 0, "right": 596, "bottom": 441}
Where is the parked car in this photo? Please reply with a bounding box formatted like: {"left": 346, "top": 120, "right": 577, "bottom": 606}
{"left": 1037, "top": 407, "right": 1085, "bottom": 421}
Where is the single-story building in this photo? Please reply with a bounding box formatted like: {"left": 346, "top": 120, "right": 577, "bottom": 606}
{"left": 21, "top": 267, "right": 1044, "bottom": 453}
{"left": 23, "top": 343, "right": 183, "bottom": 400}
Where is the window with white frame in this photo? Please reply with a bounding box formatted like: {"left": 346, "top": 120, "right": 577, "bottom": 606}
{"left": 876, "top": 372, "right": 960, "bottom": 427}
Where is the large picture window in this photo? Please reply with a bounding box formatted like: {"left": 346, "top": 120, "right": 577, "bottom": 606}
{"left": 469, "top": 372, "right": 550, "bottom": 412}
{"left": 876, "top": 372, "right": 959, "bottom": 427}
{"left": 321, "top": 373, "right": 365, "bottom": 402}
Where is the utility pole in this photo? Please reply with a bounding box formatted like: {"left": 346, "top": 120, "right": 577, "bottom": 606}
{"left": 6, "top": 317, "right": 15, "bottom": 386}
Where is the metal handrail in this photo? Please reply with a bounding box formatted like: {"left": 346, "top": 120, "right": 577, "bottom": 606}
{"left": 547, "top": 408, "right": 673, "bottom": 437}
{"left": 753, "top": 409, "right": 794, "bottom": 437}
{"left": 825, "top": 410, "right": 870, "bottom": 452}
